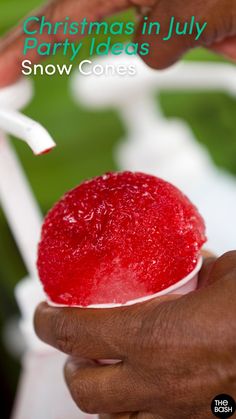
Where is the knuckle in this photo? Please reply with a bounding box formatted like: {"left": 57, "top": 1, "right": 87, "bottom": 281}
{"left": 66, "top": 367, "right": 108, "bottom": 414}
{"left": 72, "top": 381, "right": 98, "bottom": 414}
{"left": 77, "top": 397, "right": 98, "bottom": 415}
{"left": 56, "top": 336, "right": 74, "bottom": 353}
{"left": 53, "top": 311, "right": 75, "bottom": 353}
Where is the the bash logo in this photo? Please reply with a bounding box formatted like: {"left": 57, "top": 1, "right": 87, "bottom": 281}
{"left": 211, "top": 394, "right": 235, "bottom": 418}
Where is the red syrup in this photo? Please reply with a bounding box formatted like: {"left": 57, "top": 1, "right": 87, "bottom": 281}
{"left": 37, "top": 172, "right": 206, "bottom": 306}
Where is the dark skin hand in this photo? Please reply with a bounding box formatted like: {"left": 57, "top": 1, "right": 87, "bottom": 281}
{"left": 0, "top": 0, "right": 236, "bottom": 86}
{"left": 34, "top": 251, "right": 236, "bottom": 419}
{"left": 2, "top": 1, "right": 236, "bottom": 417}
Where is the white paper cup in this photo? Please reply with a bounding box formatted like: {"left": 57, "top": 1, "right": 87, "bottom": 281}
{"left": 47, "top": 257, "right": 202, "bottom": 365}
{"left": 47, "top": 256, "right": 202, "bottom": 309}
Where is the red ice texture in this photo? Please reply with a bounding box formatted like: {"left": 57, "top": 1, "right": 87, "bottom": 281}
{"left": 37, "top": 172, "right": 206, "bottom": 306}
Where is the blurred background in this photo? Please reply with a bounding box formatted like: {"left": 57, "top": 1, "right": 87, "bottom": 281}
{"left": 0, "top": 1, "right": 236, "bottom": 418}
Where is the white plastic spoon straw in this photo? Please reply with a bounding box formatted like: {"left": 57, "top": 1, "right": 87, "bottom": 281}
{"left": 0, "top": 78, "right": 56, "bottom": 279}
{"left": 0, "top": 133, "right": 42, "bottom": 278}
{"left": 0, "top": 110, "right": 55, "bottom": 156}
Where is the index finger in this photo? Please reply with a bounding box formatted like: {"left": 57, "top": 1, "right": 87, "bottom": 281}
{"left": 34, "top": 294, "right": 177, "bottom": 359}
{"left": 34, "top": 301, "right": 136, "bottom": 359}
{"left": 0, "top": 0, "right": 132, "bottom": 87}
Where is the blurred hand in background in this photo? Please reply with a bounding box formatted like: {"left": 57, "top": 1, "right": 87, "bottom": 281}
{"left": 0, "top": 0, "right": 236, "bottom": 86}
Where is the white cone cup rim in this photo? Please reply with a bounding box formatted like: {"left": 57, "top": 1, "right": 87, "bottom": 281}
{"left": 47, "top": 257, "right": 202, "bottom": 309}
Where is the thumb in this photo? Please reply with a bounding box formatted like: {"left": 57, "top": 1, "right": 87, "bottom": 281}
{"left": 210, "top": 36, "right": 236, "bottom": 61}
{"left": 0, "top": 0, "right": 131, "bottom": 87}
{"left": 134, "top": 2, "right": 201, "bottom": 69}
